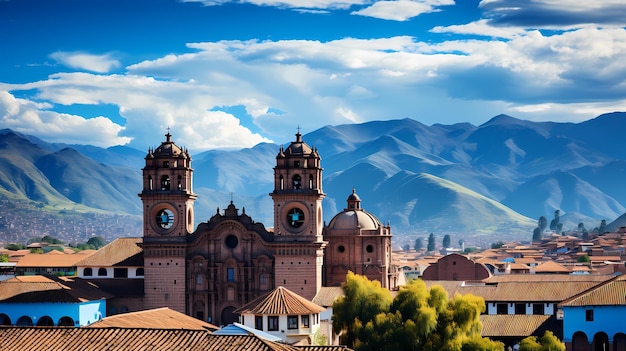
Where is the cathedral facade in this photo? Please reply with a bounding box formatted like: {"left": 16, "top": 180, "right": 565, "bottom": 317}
{"left": 140, "top": 131, "right": 396, "bottom": 325}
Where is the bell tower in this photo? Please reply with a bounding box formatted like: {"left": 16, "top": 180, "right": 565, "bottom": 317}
{"left": 270, "top": 129, "right": 326, "bottom": 299}
{"left": 139, "top": 131, "right": 197, "bottom": 313}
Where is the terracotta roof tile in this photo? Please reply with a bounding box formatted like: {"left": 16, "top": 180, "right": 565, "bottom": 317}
{"left": 235, "top": 286, "right": 325, "bottom": 315}
{"left": 0, "top": 275, "right": 112, "bottom": 303}
{"left": 560, "top": 275, "right": 626, "bottom": 306}
{"left": 0, "top": 328, "right": 349, "bottom": 351}
{"left": 480, "top": 314, "right": 552, "bottom": 337}
{"left": 533, "top": 260, "right": 570, "bottom": 273}
{"left": 87, "top": 307, "right": 219, "bottom": 330}
{"left": 312, "top": 287, "right": 344, "bottom": 307}
{"left": 15, "top": 250, "right": 95, "bottom": 268}
{"left": 76, "top": 238, "right": 143, "bottom": 267}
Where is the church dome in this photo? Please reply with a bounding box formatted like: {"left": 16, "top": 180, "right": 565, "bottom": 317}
{"left": 327, "top": 189, "right": 381, "bottom": 231}
{"left": 327, "top": 209, "right": 381, "bottom": 231}
{"left": 283, "top": 131, "right": 313, "bottom": 156}
{"left": 152, "top": 132, "right": 186, "bottom": 158}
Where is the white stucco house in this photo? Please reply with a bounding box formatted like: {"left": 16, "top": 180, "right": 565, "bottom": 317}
{"left": 234, "top": 286, "right": 325, "bottom": 345}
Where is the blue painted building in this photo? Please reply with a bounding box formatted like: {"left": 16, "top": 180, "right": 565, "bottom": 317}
{"left": 559, "top": 275, "right": 626, "bottom": 351}
{"left": 0, "top": 275, "right": 110, "bottom": 326}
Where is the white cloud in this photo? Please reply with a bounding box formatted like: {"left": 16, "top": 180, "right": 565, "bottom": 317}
{"left": 352, "top": 0, "right": 454, "bottom": 21}
{"left": 182, "top": 0, "right": 367, "bottom": 10}
{"left": 49, "top": 52, "right": 121, "bottom": 73}
{"left": 430, "top": 19, "right": 525, "bottom": 39}
{"left": 4, "top": 25, "right": 626, "bottom": 150}
{"left": 0, "top": 90, "right": 131, "bottom": 147}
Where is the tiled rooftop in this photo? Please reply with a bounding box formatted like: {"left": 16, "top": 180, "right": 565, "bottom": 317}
{"left": 87, "top": 307, "right": 219, "bottom": 330}
{"left": 0, "top": 327, "right": 353, "bottom": 351}
{"left": 76, "top": 238, "right": 143, "bottom": 267}
{"left": 312, "top": 287, "right": 344, "bottom": 307}
{"left": 0, "top": 275, "right": 112, "bottom": 303}
{"left": 480, "top": 314, "right": 553, "bottom": 337}
{"left": 235, "top": 286, "right": 325, "bottom": 315}
{"left": 15, "top": 250, "right": 95, "bottom": 268}
{"left": 560, "top": 275, "right": 626, "bottom": 307}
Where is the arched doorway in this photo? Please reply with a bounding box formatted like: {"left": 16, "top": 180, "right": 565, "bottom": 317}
{"left": 572, "top": 331, "right": 589, "bottom": 351}
{"left": 193, "top": 300, "right": 205, "bottom": 321}
{"left": 58, "top": 316, "right": 75, "bottom": 326}
{"left": 16, "top": 316, "right": 33, "bottom": 326}
{"left": 592, "top": 332, "right": 609, "bottom": 351}
{"left": 0, "top": 313, "right": 11, "bottom": 325}
{"left": 221, "top": 306, "right": 238, "bottom": 326}
{"left": 614, "top": 333, "right": 626, "bottom": 351}
{"left": 36, "top": 316, "right": 54, "bottom": 326}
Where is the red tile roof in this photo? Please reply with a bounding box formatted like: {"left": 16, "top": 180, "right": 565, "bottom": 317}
{"left": 0, "top": 327, "right": 352, "bottom": 351}
{"left": 560, "top": 275, "right": 626, "bottom": 306}
{"left": 480, "top": 314, "right": 552, "bottom": 337}
{"left": 0, "top": 275, "right": 112, "bottom": 303}
{"left": 87, "top": 307, "right": 218, "bottom": 330}
{"left": 76, "top": 238, "right": 143, "bottom": 267}
{"left": 235, "top": 286, "right": 325, "bottom": 315}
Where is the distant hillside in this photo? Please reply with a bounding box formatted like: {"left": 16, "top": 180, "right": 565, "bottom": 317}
{"left": 2, "top": 113, "right": 626, "bottom": 246}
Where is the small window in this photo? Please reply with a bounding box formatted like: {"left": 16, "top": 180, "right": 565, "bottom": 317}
{"left": 114, "top": 268, "right": 128, "bottom": 278}
{"left": 366, "top": 245, "right": 374, "bottom": 253}
{"left": 338, "top": 245, "right": 345, "bottom": 253}
{"left": 136, "top": 268, "right": 144, "bottom": 276}
{"left": 515, "top": 303, "right": 525, "bottom": 315}
{"left": 83, "top": 268, "right": 93, "bottom": 276}
{"left": 255, "top": 315, "right": 263, "bottom": 330}
{"left": 227, "top": 267, "right": 235, "bottom": 282}
{"left": 163, "top": 161, "right": 169, "bottom": 168}
{"left": 294, "top": 161, "right": 300, "bottom": 167}
{"left": 497, "top": 303, "right": 508, "bottom": 315}
{"left": 533, "top": 303, "right": 545, "bottom": 315}
{"left": 586, "top": 310, "right": 594, "bottom": 321}
{"left": 292, "top": 174, "right": 302, "bottom": 189}
{"left": 301, "top": 315, "right": 310, "bottom": 328}
{"left": 98, "top": 268, "right": 107, "bottom": 276}
{"left": 268, "top": 316, "right": 279, "bottom": 331}
{"left": 225, "top": 235, "right": 239, "bottom": 249}
{"left": 196, "top": 274, "right": 203, "bottom": 285}
{"left": 288, "top": 315, "right": 298, "bottom": 329}
{"left": 161, "top": 175, "right": 171, "bottom": 190}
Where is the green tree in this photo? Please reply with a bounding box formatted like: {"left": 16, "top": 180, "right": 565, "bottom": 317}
{"left": 491, "top": 241, "right": 504, "bottom": 249}
{"left": 538, "top": 216, "right": 548, "bottom": 233}
{"left": 442, "top": 234, "right": 451, "bottom": 249}
{"left": 333, "top": 274, "right": 504, "bottom": 351}
{"left": 519, "top": 331, "right": 565, "bottom": 351}
{"left": 598, "top": 219, "right": 607, "bottom": 235}
{"left": 4, "top": 243, "right": 24, "bottom": 251}
{"left": 578, "top": 254, "right": 590, "bottom": 263}
{"left": 0, "top": 254, "right": 8, "bottom": 262}
{"left": 414, "top": 237, "right": 423, "bottom": 251}
{"left": 427, "top": 233, "right": 436, "bottom": 252}
{"left": 332, "top": 271, "right": 393, "bottom": 348}
{"left": 41, "top": 235, "right": 64, "bottom": 245}
{"left": 86, "top": 236, "right": 106, "bottom": 249}
{"left": 550, "top": 210, "right": 562, "bottom": 232}
{"left": 532, "top": 227, "right": 542, "bottom": 242}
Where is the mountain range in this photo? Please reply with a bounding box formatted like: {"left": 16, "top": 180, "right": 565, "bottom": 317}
{"left": 2, "top": 112, "right": 626, "bottom": 247}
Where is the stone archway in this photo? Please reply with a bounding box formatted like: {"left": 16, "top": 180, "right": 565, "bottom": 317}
{"left": 220, "top": 306, "right": 238, "bottom": 326}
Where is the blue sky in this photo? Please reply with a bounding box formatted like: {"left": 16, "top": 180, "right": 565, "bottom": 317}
{"left": 1, "top": 0, "right": 626, "bottom": 151}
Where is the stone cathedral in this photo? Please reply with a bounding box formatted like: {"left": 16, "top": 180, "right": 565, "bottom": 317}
{"left": 139, "top": 131, "right": 398, "bottom": 325}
